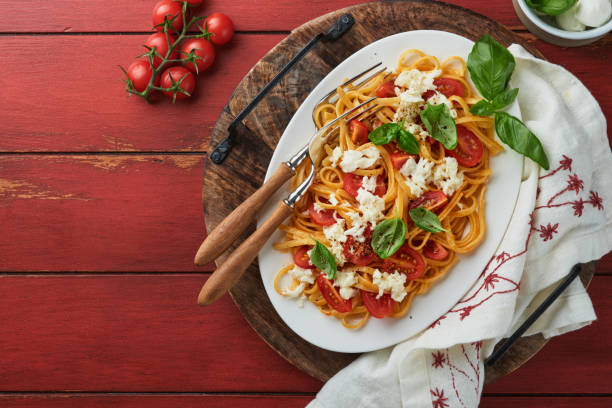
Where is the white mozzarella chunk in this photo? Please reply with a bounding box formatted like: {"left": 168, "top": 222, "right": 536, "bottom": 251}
{"left": 335, "top": 271, "right": 358, "bottom": 300}
{"left": 289, "top": 265, "right": 314, "bottom": 284}
{"left": 427, "top": 91, "right": 458, "bottom": 118}
{"left": 329, "top": 146, "right": 343, "bottom": 168}
{"left": 556, "top": 5, "right": 587, "bottom": 31}
{"left": 340, "top": 147, "right": 381, "bottom": 173}
{"left": 372, "top": 269, "right": 408, "bottom": 302}
{"left": 433, "top": 157, "right": 465, "bottom": 196}
{"left": 574, "top": 0, "right": 612, "bottom": 27}
{"left": 400, "top": 157, "right": 435, "bottom": 197}
{"left": 394, "top": 69, "right": 441, "bottom": 103}
{"left": 282, "top": 283, "right": 305, "bottom": 298}
{"left": 323, "top": 217, "right": 347, "bottom": 266}
{"left": 329, "top": 193, "right": 339, "bottom": 206}
{"left": 313, "top": 202, "right": 324, "bottom": 212}
{"left": 405, "top": 122, "right": 430, "bottom": 141}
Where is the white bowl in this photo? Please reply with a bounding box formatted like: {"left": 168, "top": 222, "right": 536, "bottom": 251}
{"left": 513, "top": 0, "right": 612, "bottom": 46}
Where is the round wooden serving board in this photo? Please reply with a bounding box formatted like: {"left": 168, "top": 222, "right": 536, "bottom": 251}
{"left": 201, "top": 0, "right": 595, "bottom": 384}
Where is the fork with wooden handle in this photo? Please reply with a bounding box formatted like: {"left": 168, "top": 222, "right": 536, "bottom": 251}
{"left": 193, "top": 96, "right": 379, "bottom": 267}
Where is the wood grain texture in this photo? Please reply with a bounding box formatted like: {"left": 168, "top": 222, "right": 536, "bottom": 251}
{"left": 0, "top": 155, "right": 212, "bottom": 272}
{"left": 202, "top": 0, "right": 606, "bottom": 386}
{"left": 1, "top": 395, "right": 611, "bottom": 408}
{"left": 0, "top": 274, "right": 609, "bottom": 393}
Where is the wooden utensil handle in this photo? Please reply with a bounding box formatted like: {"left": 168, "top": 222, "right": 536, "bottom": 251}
{"left": 197, "top": 200, "right": 293, "bottom": 306}
{"left": 194, "top": 163, "right": 294, "bottom": 266}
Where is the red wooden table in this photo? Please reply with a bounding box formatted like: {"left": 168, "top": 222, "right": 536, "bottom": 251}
{"left": 0, "top": 1, "right": 610, "bottom": 407}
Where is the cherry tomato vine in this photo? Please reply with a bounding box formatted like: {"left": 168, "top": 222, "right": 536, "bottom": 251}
{"left": 120, "top": 0, "right": 234, "bottom": 103}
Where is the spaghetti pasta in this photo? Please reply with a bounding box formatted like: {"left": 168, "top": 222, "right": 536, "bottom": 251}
{"left": 273, "top": 49, "right": 503, "bottom": 329}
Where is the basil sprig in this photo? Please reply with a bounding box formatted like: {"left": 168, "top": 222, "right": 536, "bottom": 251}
{"left": 467, "top": 35, "right": 550, "bottom": 170}
{"left": 368, "top": 122, "right": 419, "bottom": 154}
{"left": 371, "top": 216, "right": 407, "bottom": 259}
{"left": 310, "top": 239, "right": 337, "bottom": 280}
{"left": 525, "top": 0, "right": 576, "bottom": 16}
{"left": 409, "top": 207, "right": 448, "bottom": 233}
{"left": 420, "top": 103, "right": 457, "bottom": 150}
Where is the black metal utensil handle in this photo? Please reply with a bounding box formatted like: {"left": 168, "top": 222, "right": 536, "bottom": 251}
{"left": 209, "top": 13, "right": 355, "bottom": 165}
{"left": 485, "top": 263, "right": 582, "bottom": 366}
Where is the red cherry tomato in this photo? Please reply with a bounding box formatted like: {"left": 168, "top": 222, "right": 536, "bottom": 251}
{"left": 308, "top": 202, "right": 336, "bottom": 226}
{"left": 204, "top": 13, "right": 234, "bottom": 45}
{"left": 180, "top": 38, "right": 215, "bottom": 74}
{"left": 422, "top": 240, "right": 449, "bottom": 261}
{"left": 293, "top": 246, "right": 315, "bottom": 269}
{"left": 343, "top": 236, "right": 379, "bottom": 266}
{"left": 383, "top": 243, "right": 425, "bottom": 280}
{"left": 126, "top": 60, "right": 154, "bottom": 92}
{"left": 143, "top": 32, "right": 177, "bottom": 68}
{"left": 343, "top": 174, "right": 386, "bottom": 198}
{"left": 153, "top": 0, "right": 186, "bottom": 32}
{"left": 409, "top": 190, "right": 448, "bottom": 213}
{"left": 361, "top": 290, "right": 394, "bottom": 318}
{"left": 433, "top": 77, "right": 464, "bottom": 98}
{"left": 389, "top": 151, "right": 416, "bottom": 170}
{"left": 376, "top": 81, "right": 396, "bottom": 98}
{"left": 182, "top": 0, "right": 202, "bottom": 5}
{"left": 446, "top": 125, "right": 483, "bottom": 167}
{"left": 160, "top": 66, "right": 196, "bottom": 100}
{"left": 349, "top": 119, "right": 369, "bottom": 145}
{"left": 317, "top": 274, "right": 353, "bottom": 313}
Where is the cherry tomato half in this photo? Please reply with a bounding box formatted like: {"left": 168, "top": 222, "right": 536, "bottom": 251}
{"left": 153, "top": 0, "right": 186, "bottom": 32}
{"left": 376, "top": 81, "right": 396, "bottom": 98}
{"left": 390, "top": 151, "right": 415, "bottom": 170}
{"left": 433, "top": 77, "right": 464, "bottom": 98}
{"left": 343, "top": 236, "right": 379, "bottom": 266}
{"left": 182, "top": 0, "right": 202, "bottom": 5}
{"left": 160, "top": 66, "right": 196, "bottom": 100}
{"left": 361, "top": 290, "right": 394, "bottom": 318}
{"left": 349, "top": 119, "right": 369, "bottom": 145}
{"left": 144, "top": 32, "right": 177, "bottom": 68}
{"left": 126, "top": 59, "right": 154, "bottom": 92}
{"left": 308, "top": 202, "right": 336, "bottom": 226}
{"left": 317, "top": 274, "right": 353, "bottom": 313}
{"left": 204, "top": 13, "right": 234, "bottom": 45}
{"left": 343, "top": 174, "right": 386, "bottom": 198}
{"left": 409, "top": 190, "right": 448, "bottom": 213}
{"left": 446, "top": 125, "right": 483, "bottom": 168}
{"left": 422, "top": 240, "right": 449, "bottom": 261}
{"left": 180, "top": 38, "right": 215, "bottom": 74}
{"left": 383, "top": 243, "right": 425, "bottom": 280}
{"left": 293, "top": 246, "right": 315, "bottom": 269}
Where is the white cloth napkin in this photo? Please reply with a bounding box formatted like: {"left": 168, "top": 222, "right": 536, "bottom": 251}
{"left": 307, "top": 44, "right": 612, "bottom": 408}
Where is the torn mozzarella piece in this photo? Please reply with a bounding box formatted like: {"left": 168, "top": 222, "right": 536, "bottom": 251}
{"left": 289, "top": 265, "right": 315, "bottom": 284}
{"left": 574, "top": 0, "right": 612, "bottom": 27}
{"left": 329, "top": 146, "right": 343, "bottom": 168}
{"left": 329, "top": 193, "right": 339, "bottom": 206}
{"left": 400, "top": 157, "right": 435, "bottom": 197}
{"left": 323, "top": 216, "right": 347, "bottom": 266}
{"left": 433, "top": 157, "right": 464, "bottom": 196}
{"left": 335, "top": 270, "right": 358, "bottom": 300}
{"left": 394, "top": 69, "right": 441, "bottom": 103}
{"left": 557, "top": 4, "right": 587, "bottom": 31}
{"left": 339, "top": 147, "right": 381, "bottom": 173}
{"left": 372, "top": 269, "right": 408, "bottom": 302}
{"left": 405, "top": 122, "right": 430, "bottom": 141}
{"left": 282, "top": 283, "right": 305, "bottom": 298}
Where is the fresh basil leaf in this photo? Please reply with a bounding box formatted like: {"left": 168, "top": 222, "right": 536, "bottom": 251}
{"left": 525, "top": 0, "right": 576, "bottom": 16}
{"left": 470, "top": 88, "right": 519, "bottom": 116}
{"left": 397, "top": 128, "right": 420, "bottom": 154}
{"left": 495, "top": 112, "right": 550, "bottom": 170}
{"left": 467, "top": 35, "right": 516, "bottom": 101}
{"left": 409, "top": 207, "right": 448, "bottom": 233}
{"left": 310, "top": 239, "right": 337, "bottom": 280}
{"left": 420, "top": 102, "right": 457, "bottom": 150}
{"left": 371, "top": 217, "right": 407, "bottom": 259}
{"left": 368, "top": 122, "right": 400, "bottom": 145}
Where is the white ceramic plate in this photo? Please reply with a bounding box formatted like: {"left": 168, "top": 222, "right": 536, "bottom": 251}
{"left": 257, "top": 30, "right": 523, "bottom": 353}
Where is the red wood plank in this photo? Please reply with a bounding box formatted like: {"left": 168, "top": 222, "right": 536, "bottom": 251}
{"left": 1, "top": 395, "right": 610, "bottom": 408}
{"left": 0, "top": 155, "right": 211, "bottom": 272}
{"left": 0, "top": 274, "right": 608, "bottom": 393}
{"left": 0, "top": 35, "right": 610, "bottom": 152}
{"left": 0, "top": 275, "right": 321, "bottom": 392}
{"left": 0, "top": 34, "right": 280, "bottom": 152}
{"left": 0, "top": 0, "right": 525, "bottom": 33}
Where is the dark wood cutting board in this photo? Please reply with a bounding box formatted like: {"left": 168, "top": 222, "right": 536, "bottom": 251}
{"left": 201, "top": 0, "right": 595, "bottom": 383}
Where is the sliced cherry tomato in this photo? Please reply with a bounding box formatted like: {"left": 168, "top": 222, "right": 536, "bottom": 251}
{"left": 376, "top": 81, "right": 396, "bottom": 98}
{"left": 160, "top": 66, "right": 196, "bottom": 100}
{"left": 126, "top": 59, "right": 154, "bottom": 92}
{"left": 293, "top": 246, "right": 315, "bottom": 269}
{"left": 361, "top": 290, "right": 394, "bottom": 318}
{"left": 180, "top": 38, "right": 215, "bottom": 74}
{"left": 317, "top": 274, "right": 353, "bottom": 313}
{"left": 423, "top": 240, "right": 449, "bottom": 261}
{"left": 390, "top": 151, "right": 416, "bottom": 170}
{"left": 433, "top": 77, "right": 464, "bottom": 98}
{"left": 343, "top": 236, "right": 379, "bottom": 266}
{"left": 153, "top": 0, "right": 186, "bottom": 32}
{"left": 204, "top": 13, "right": 234, "bottom": 45}
{"left": 446, "top": 125, "right": 483, "bottom": 167}
{"left": 144, "top": 32, "right": 177, "bottom": 68}
{"left": 383, "top": 243, "right": 425, "bottom": 280}
{"left": 308, "top": 202, "right": 336, "bottom": 226}
{"left": 409, "top": 190, "right": 448, "bottom": 213}
{"left": 182, "top": 0, "right": 202, "bottom": 5}
{"left": 343, "top": 174, "right": 387, "bottom": 198}
{"left": 349, "top": 119, "right": 369, "bottom": 145}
